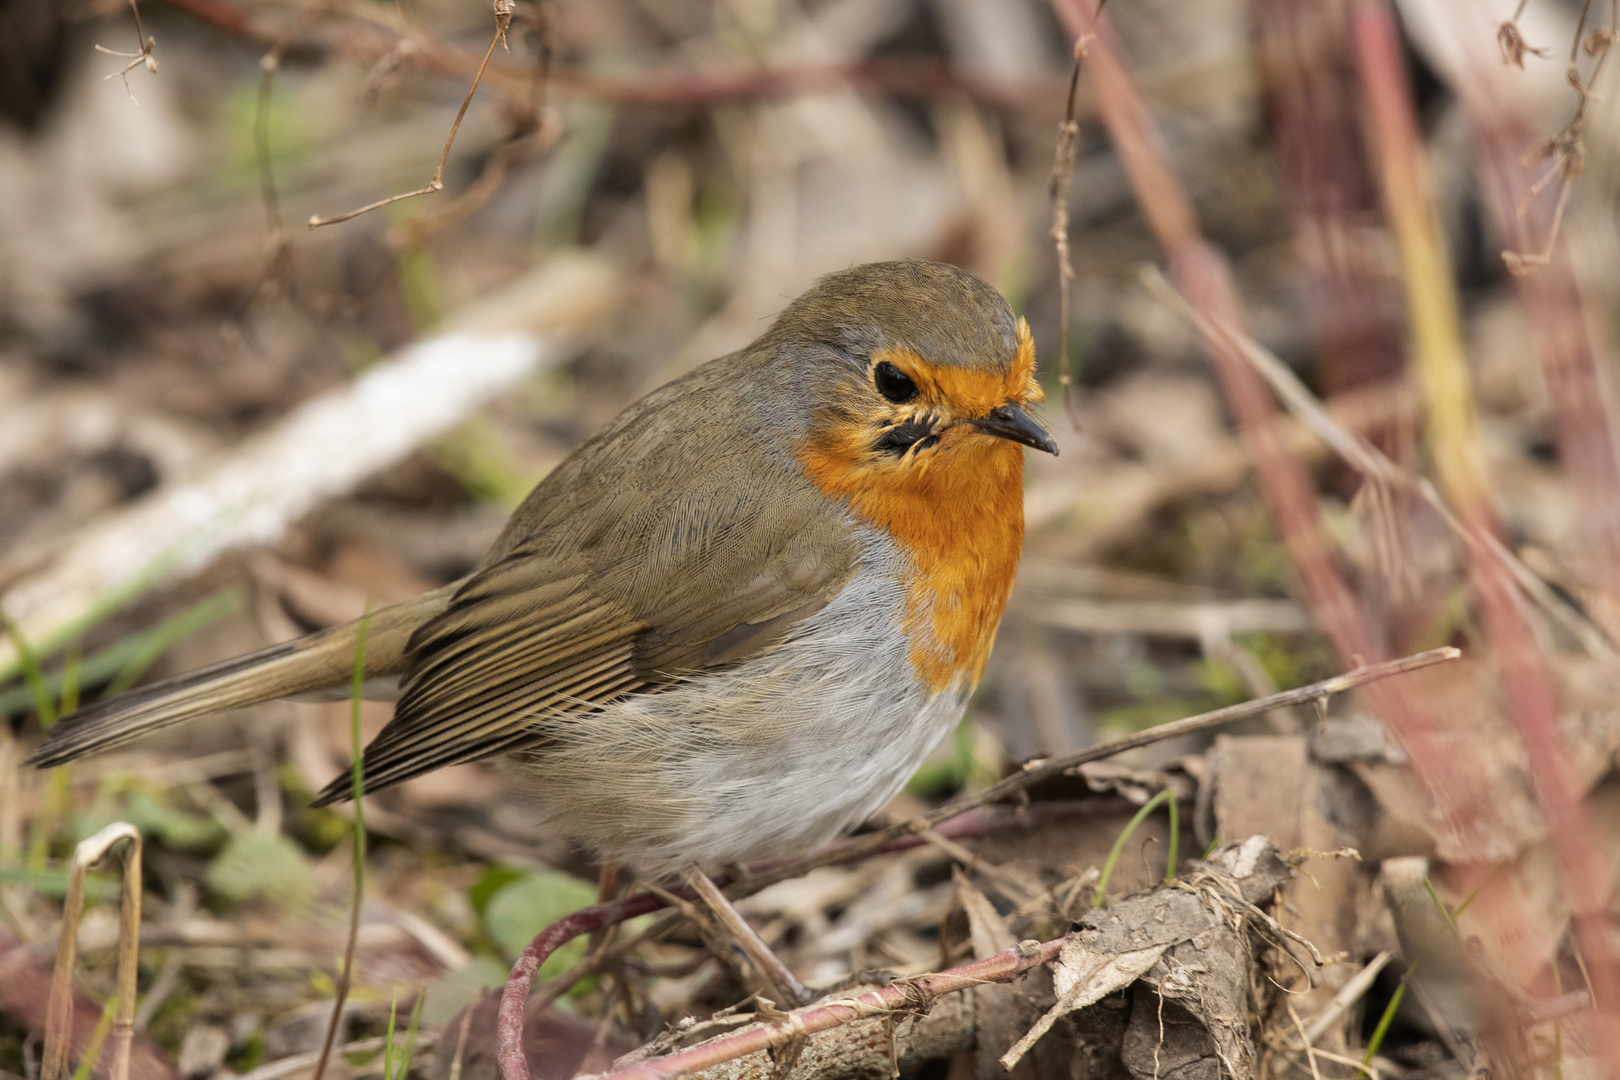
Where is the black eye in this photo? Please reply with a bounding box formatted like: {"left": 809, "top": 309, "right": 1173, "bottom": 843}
{"left": 873, "top": 361, "right": 918, "bottom": 403}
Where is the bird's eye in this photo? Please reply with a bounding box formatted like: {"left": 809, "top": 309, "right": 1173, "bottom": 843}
{"left": 873, "top": 361, "right": 918, "bottom": 403}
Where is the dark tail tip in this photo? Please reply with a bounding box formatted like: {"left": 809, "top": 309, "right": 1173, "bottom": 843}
{"left": 311, "top": 774, "right": 354, "bottom": 807}
{"left": 26, "top": 713, "right": 97, "bottom": 768}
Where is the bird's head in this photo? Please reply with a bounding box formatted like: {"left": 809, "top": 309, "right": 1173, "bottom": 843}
{"left": 765, "top": 259, "right": 1055, "bottom": 502}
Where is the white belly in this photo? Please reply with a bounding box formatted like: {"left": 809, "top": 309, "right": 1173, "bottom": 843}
{"left": 508, "top": 529, "right": 971, "bottom": 877}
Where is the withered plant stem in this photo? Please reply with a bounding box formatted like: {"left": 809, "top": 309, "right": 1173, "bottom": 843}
{"left": 42, "top": 823, "right": 142, "bottom": 1080}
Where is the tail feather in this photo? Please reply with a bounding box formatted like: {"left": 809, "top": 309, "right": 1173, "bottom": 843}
{"left": 26, "top": 587, "right": 455, "bottom": 768}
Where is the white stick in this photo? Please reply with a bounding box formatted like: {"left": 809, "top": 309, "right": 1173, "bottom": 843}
{"left": 0, "top": 253, "right": 618, "bottom": 672}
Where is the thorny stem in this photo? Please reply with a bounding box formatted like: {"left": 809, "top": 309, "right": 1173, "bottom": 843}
{"left": 494, "top": 648, "right": 1458, "bottom": 1080}
{"left": 309, "top": 0, "right": 513, "bottom": 229}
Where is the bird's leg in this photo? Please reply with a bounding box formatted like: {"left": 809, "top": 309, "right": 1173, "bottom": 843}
{"left": 588, "top": 859, "right": 620, "bottom": 952}
{"left": 679, "top": 867, "right": 814, "bottom": 1008}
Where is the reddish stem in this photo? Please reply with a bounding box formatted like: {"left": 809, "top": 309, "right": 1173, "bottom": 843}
{"left": 496, "top": 892, "right": 668, "bottom": 1080}
{"left": 1350, "top": 2, "right": 1620, "bottom": 1062}
{"left": 599, "top": 938, "right": 1063, "bottom": 1080}
{"left": 1047, "top": 0, "right": 1474, "bottom": 838}
{"left": 151, "top": 0, "right": 1061, "bottom": 114}
{"left": 492, "top": 804, "right": 1106, "bottom": 1080}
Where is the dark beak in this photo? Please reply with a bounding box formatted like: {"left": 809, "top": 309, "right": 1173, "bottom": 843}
{"left": 970, "top": 404, "right": 1058, "bottom": 455}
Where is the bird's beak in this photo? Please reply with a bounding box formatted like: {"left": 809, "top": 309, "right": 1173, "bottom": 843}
{"left": 970, "top": 403, "right": 1058, "bottom": 455}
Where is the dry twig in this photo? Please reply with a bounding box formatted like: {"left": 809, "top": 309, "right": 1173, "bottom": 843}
{"left": 1501, "top": 0, "right": 1618, "bottom": 273}
{"left": 94, "top": 0, "right": 158, "bottom": 102}
{"left": 309, "top": 0, "right": 517, "bottom": 229}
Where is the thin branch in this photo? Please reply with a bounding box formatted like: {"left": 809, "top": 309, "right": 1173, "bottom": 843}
{"left": 1501, "top": 0, "right": 1616, "bottom": 272}
{"left": 388, "top": 1, "right": 557, "bottom": 251}
{"left": 308, "top": 0, "right": 513, "bottom": 229}
{"left": 94, "top": 0, "right": 158, "bottom": 103}
{"left": 751, "top": 648, "right": 1457, "bottom": 895}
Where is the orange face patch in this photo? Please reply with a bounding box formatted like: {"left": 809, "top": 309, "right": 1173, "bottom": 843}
{"left": 870, "top": 318, "right": 1043, "bottom": 418}
{"left": 796, "top": 322, "right": 1040, "bottom": 693}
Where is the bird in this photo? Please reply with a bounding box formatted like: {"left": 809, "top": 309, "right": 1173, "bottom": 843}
{"left": 29, "top": 258, "right": 1056, "bottom": 999}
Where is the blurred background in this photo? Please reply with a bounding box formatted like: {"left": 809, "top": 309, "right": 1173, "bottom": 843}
{"left": 2, "top": 0, "right": 1620, "bottom": 1076}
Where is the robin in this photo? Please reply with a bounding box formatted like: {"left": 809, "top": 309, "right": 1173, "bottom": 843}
{"left": 29, "top": 259, "right": 1056, "bottom": 1001}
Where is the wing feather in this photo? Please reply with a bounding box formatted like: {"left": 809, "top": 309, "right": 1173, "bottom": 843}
{"left": 316, "top": 358, "right": 864, "bottom": 807}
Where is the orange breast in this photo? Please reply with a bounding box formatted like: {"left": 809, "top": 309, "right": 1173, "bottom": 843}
{"left": 798, "top": 429, "right": 1026, "bottom": 693}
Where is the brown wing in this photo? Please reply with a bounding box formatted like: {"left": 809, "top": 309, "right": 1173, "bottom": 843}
{"left": 313, "top": 359, "right": 860, "bottom": 805}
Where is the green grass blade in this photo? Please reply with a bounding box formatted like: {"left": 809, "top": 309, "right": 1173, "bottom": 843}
{"left": 107, "top": 589, "right": 243, "bottom": 697}
{"left": 1, "top": 610, "right": 57, "bottom": 729}
{"left": 0, "top": 523, "right": 229, "bottom": 687}
{"left": 1450, "top": 861, "right": 1504, "bottom": 920}
{"left": 59, "top": 649, "right": 81, "bottom": 717}
{"left": 1421, "top": 876, "right": 1460, "bottom": 939}
{"left": 382, "top": 991, "right": 398, "bottom": 1080}
{"left": 69, "top": 994, "right": 118, "bottom": 1080}
{"left": 1094, "top": 789, "right": 1172, "bottom": 907}
{"left": 394, "top": 989, "right": 425, "bottom": 1080}
{"left": 311, "top": 606, "right": 372, "bottom": 1080}
{"left": 1361, "top": 965, "right": 1415, "bottom": 1074}
{"left": 1164, "top": 787, "right": 1179, "bottom": 882}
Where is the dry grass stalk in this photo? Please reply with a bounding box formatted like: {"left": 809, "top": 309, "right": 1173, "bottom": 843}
{"left": 1047, "top": 38, "right": 1088, "bottom": 422}
{"left": 43, "top": 822, "right": 143, "bottom": 1080}
{"left": 238, "top": 1032, "right": 442, "bottom": 1080}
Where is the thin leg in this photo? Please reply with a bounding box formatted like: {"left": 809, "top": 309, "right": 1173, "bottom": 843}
{"left": 680, "top": 867, "right": 814, "bottom": 1008}
{"left": 588, "top": 859, "right": 620, "bottom": 952}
